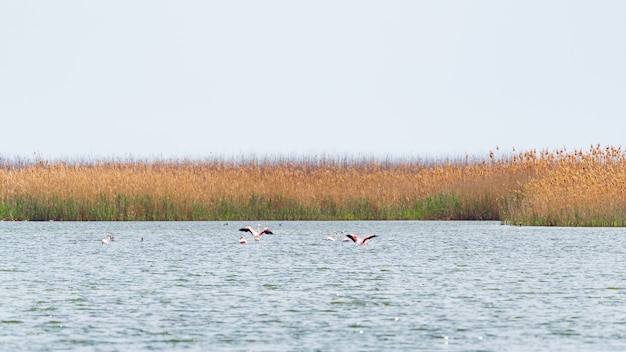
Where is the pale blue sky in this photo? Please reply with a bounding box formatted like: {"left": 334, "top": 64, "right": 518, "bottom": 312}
{"left": 1, "top": 1, "right": 625, "bottom": 160}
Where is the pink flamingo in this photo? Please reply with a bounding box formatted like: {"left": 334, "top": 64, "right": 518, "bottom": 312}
{"left": 345, "top": 233, "right": 377, "bottom": 245}
{"left": 239, "top": 225, "right": 273, "bottom": 241}
{"left": 239, "top": 235, "right": 247, "bottom": 244}
{"left": 101, "top": 233, "right": 115, "bottom": 245}
{"left": 325, "top": 230, "right": 345, "bottom": 241}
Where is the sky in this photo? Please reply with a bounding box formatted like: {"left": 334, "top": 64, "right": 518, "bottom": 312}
{"left": 1, "top": 1, "right": 625, "bottom": 161}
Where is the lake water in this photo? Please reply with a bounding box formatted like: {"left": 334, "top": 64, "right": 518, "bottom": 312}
{"left": 1, "top": 221, "right": 626, "bottom": 351}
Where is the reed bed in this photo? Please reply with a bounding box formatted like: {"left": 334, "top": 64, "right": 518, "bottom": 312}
{"left": 0, "top": 145, "right": 624, "bottom": 225}
{"left": 505, "top": 145, "right": 626, "bottom": 226}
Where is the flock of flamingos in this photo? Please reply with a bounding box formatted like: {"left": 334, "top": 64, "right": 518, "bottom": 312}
{"left": 99, "top": 225, "right": 377, "bottom": 245}
{"left": 237, "top": 225, "right": 377, "bottom": 245}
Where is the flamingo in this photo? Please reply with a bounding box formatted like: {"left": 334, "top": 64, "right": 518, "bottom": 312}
{"left": 101, "top": 233, "right": 115, "bottom": 245}
{"left": 239, "top": 225, "right": 273, "bottom": 241}
{"left": 325, "top": 230, "right": 344, "bottom": 241}
{"left": 239, "top": 235, "right": 248, "bottom": 244}
{"left": 345, "top": 233, "right": 377, "bottom": 245}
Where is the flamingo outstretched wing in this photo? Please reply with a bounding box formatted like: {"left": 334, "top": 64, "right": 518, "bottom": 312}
{"left": 362, "top": 234, "right": 377, "bottom": 244}
{"left": 346, "top": 234, "right": 358, "bottom": 243}
{"left": 239, "top": 226, "right": 254, "bottom": 234}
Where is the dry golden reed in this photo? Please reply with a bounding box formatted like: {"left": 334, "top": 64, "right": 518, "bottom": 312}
{"left": 505, "top": 145, "right": 626, "bottom": 226}
{"left": 0, "top": 145, "right": 624, "bottom": 225}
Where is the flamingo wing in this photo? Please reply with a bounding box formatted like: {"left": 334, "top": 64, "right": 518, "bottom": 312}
{"left": 239, "top": 226, "right": 253, "bottom": 234}
{"left": 261, "top": 228, "right": 273, "bottom": 235}
{"left": 346, "top": 234, "right": 358, "bottom": 243}
{"left": 362, "top": 234, "right": 377, "bottom": 244}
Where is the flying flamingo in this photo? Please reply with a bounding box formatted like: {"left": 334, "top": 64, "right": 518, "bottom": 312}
{"left": 239, "top": 235, "right": 248, "bottom": 244}
{"left": 101, "top": 233, "right": 115, "bottom": 245}
{"left": 239, "top": 225, "right": 273, "bottom": 241}
{"left": 345, "top": 233, "right": 377, "bottom": 245}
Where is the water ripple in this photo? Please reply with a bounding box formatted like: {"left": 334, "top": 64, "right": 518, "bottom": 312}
{"left": 2, "top": 221, "right": 626, "bottom": 350}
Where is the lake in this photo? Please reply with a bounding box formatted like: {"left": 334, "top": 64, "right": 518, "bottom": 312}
{"left": 1, "top": 221, "right": 626, "bottom": 351}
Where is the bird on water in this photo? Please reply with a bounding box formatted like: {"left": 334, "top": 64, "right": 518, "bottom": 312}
{"left": 345, "top": 233, "right": 377, "bottom": 245}
{"left": 239, "top": 225, "right": 273, "bottom": 241}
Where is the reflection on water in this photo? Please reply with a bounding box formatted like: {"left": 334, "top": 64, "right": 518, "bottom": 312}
{"left": 1, "top": 221, "right": 626, "bottom": 351}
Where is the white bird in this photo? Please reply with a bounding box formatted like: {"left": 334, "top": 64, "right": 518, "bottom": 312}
{"left": 239, "top": 235, "right": 248, "bottom": 244}
{"left": 324, "top": 230, "right": 343, "bottom": 241}
{"left": 239, "top": 225, "right": 273, "bottom": 241}
{"left": 101, "top": 233, "right": 115, "bottom": 245}
{"left": 345, "top": 233, "right": 377, "bottom": 245}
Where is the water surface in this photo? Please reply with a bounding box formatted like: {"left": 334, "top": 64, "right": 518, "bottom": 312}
{"left": 1, "top": 221, "right": 626, "bottom": 351}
